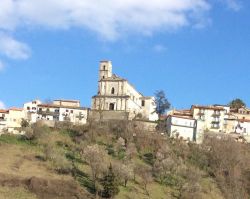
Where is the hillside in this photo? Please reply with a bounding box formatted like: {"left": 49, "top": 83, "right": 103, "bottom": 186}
{"left": 0, "top": 121, "right": 249, "bottom": 199}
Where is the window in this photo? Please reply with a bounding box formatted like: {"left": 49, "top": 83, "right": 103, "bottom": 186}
{"left": 66, "top": 109, "right": 69, "bottom": 112}
{"left": 27, "top": 106, "right": 30, "bottom": 110}
{"left": 109, "top": 103, "right": 115, "bottom": 110}
{"left": 111, "top": 87, "right": 115, "bottom": 94}
{"left": 70, "top": 110, "right": 73, "bottom": 113}
{"left": 55, "top": 109, "right": 59, "bottom": 113}
{"left": 103, "top": 76, "right": 105, "bottom": 79}
{"left": 53, "top": 116, "right": 59, "bottom": 121}
{"left": 103, "top": 65, "right": 106, "bottom": 70}
{"left": 141, "top": 100, "right": 145, "bottom": 107}
{"left": 32, "top": 107, "right": 36, "bottom": 110}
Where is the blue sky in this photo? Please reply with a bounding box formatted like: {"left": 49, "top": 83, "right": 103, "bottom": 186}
{"left": 0, "top": 0, "right": 249, "bottom": 110}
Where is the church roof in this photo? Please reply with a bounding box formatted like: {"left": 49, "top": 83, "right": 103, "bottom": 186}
{"left": 100, "top": 74, "right": 126, "bottom": 81}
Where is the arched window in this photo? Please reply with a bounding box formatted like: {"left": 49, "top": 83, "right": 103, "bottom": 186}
{"left": 109, "top": 103, "right": 115, "bottom": 110}
{"left": 111, "top": 87, "right": 115, "bottom": 94}
{"left": 103, "top": 65, "right": 106, "bottom": 70}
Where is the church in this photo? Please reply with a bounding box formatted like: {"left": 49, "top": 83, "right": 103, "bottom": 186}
{"left": 91, "top": 61, "right": 158, "bottom": 121}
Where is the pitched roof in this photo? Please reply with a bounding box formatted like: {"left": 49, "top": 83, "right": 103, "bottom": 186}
{"left": 191, "top": 105, "right": 225, "bottom": 111}
{"left": 100, "top": 74, "right": 126, "bottom": 81}
{"left": 38, "top": 104, "right": 88, "bottom": 110}
{"left": 9, "top": 108, "right": 23, "bottom": 111}
{"left": 54, "top": 99, "right": 80, "bottom": 103}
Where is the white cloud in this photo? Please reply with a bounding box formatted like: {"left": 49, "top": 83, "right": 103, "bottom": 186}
{"left": 0, "top": 101, "right": 6, "bottom": 109}
{"left": 153, "top": 44, "right": 167, "bottom": 53}
{"left": 224, "top": 0, "right": 241, "bottom": 11}
{"left": 0, "top": 0, "right": 242, "bottom": 68}
{"left": 0, "top": 0, "right": 211, "bottom": 40}
{"left": 0, "top": 60, "right": 5, "bottom": 71}
{"left": 0, "top": 33, "right": 31, "bottom": 60}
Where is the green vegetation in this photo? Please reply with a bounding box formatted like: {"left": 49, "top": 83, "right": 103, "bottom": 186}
{"left": 0, "top": 120, "right": 249, "bottom": 199}
{"left": 228, "top": 98, "right": 246, "bottom": 109}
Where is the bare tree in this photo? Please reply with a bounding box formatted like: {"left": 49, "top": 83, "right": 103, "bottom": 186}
{"left": 113, "top": 162, "right": 133, "bottom": 187}
{"left": 82, "top": 144, "right": 107, "bottom": 193}
{"left": 203, "top": 136, "right": 248, "bottom": 199}
{"left": 138, "top": 165, "right": 153, "bottom": 196}
{"left": 125, "top": 142, "right": 138, "bottom": 160}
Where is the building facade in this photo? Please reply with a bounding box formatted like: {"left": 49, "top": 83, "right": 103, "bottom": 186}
{"left": 37, "top": 99, "right": 89, "bottom": 125}
{"left": 91, "top": 61, "right": 158, "bottom": 121}
{"left": 191, "top": 105, "right": 229, "bottom": 133}
{"left": 166, "top": 114, "right": 197, "bottom": 142}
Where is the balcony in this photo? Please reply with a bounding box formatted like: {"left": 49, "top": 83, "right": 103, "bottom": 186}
{"left": 211, "top": 126, "right": 220, "bottom": 129}
{"left": 37, "top": 110, "right": 60, "bottom": 116}
{"left": 211, "top": 120, "right": 220, "bottom": 124}
{"left": 197, "top": 112, "right": 205, "bottom": 116}
{"left": 212, "top": 112, "right": 221, "bottom": 117}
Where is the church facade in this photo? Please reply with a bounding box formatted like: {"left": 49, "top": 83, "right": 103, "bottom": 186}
{"left": 91, "top": 61, "right": 158, "bottom": 121}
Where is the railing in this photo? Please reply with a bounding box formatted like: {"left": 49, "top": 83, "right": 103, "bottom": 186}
{"left": 212, "top": 112, "right": 221, "bottom": 117}
{"left": 37, "top": 111, "right": 60, "bottom": 116}
{"left": 197, "top": 112, "right": 205, "bottom": 116}
{"left": 211, "top": 120, "right": 220, "bottom": 124}
{"left": 211, "top": 125, "right": 220, "bottom": 129}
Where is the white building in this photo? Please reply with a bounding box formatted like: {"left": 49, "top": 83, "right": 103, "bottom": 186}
{"left": 0, "top": 109, "right": 8, "bottom": 132}
{"left": 91, "top": 61, "right": 158, "bottom": 121}
{"left": 191, "top": 105, "right": 229, "bottom": 133}
{"left": 166, "top": 111, "right": 197, "bottom": 142}
{"left": 37, "top": 99, "right": 89, "bottom": 125}
{"left": 0, "top": 108, "right": 25, "bottom": 134}
{"left": 23, "top": 100, "right": 42, "bottom": 123}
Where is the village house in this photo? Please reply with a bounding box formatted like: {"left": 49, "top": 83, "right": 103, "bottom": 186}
{"left": 166, "top": 104, "right": 250, "bottom": 143}
{"left": 0, "top": 108, "right": 25, "bottom": 134}
{"left": 0, "top": 109, "right": 8, "bottom": 132}
{"left": 36, "top": 99, "right": 89, "bottom": 125}
{"left": 91, "top": 61, "right": 158, "bottom": 121}
{"left": 166, "top": 110, "right": 197, "bottom": 142}
{"left": 23, "top": 100, "right": 42, "bottom": 123}
{"left": 191, "top": 105, "right": 229, "bottom": 133}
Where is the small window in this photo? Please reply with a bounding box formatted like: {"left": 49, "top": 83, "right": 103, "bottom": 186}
{"left": 103, "top": 65, "right": 106, "bottom": 70}
{"left": 109, "top": 103, "right": 115, "bottom": 110}
{"left": 70, "top": 110, "right": 73, "bottom": 113}
{"left": 141, "top": 100, "right": 145, "bottom": 107}
{"left": 103, "top": 76, "right": 105, "bottom": 79}
{"left": 66, "top": 109, "right": 69, "bottom": 112}
{"left": 32, "top": 107, "right": 36, "bottom": 110}
{"left": 27, "top": 106, "right": 30, "bottom": 110}
{"left": 111, "top": 87, "right": 115, "bottom": 94}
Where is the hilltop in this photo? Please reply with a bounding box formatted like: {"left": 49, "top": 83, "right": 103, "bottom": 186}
{"left": 0, "top": 121, "right": 249, "bottom": 199}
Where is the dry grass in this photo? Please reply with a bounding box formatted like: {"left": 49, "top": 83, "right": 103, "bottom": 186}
{"left": 0, "top": 143, "right": 71, "bottom": 181}
{"left": 0, "top": 186, "right": 37, "bottom": 199}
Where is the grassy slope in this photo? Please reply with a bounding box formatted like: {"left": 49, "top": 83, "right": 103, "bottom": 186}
{"left": 0, "top": 187, "right": 37, "bottom": 199}
{"left": 0, "top": 130, "right": 224, "bottom": 199}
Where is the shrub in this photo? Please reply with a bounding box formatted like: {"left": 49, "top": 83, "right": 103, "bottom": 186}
{"left": 43, "top": 142, "right": 72, "bottom": 174}
{"left": 101, "top": 164, "right": 119, "bottom": 198}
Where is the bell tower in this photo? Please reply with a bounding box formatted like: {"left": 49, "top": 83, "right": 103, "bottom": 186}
{"left": 99, "top": 60, "right": 112, "bottom": 80}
